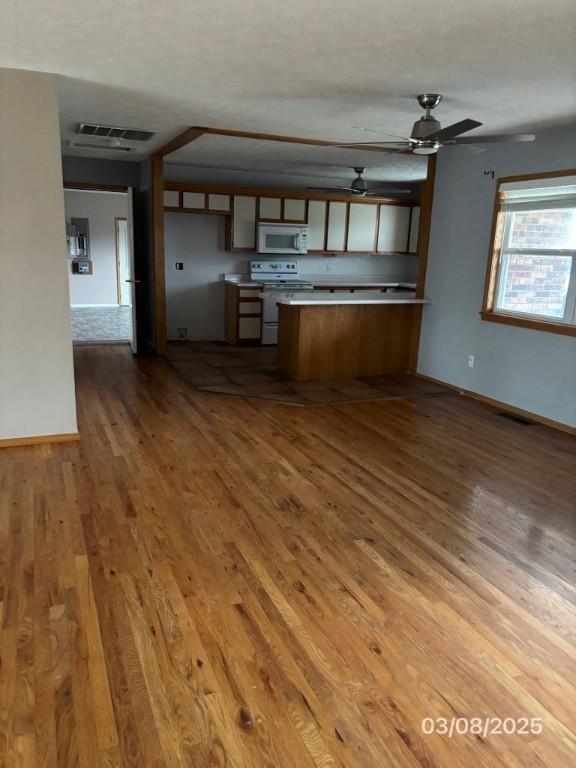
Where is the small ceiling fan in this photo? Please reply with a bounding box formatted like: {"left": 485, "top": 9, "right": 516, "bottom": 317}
{"left": 307, "top": 167, "right": 412, "bottom": 196}
{"left": 332, "top": 94, "right": 535, "bottom": 155}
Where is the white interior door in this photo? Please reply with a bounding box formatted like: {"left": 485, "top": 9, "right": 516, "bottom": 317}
{"left": 126, "top": 187, "right": 138, "bottom": 353}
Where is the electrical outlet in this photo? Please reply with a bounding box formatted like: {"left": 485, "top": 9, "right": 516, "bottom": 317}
{"left": 468, "top": 355, "right": 475, "bottom": 368}
{"left": 177, "top": 327, "right": 188, "bottom": 339}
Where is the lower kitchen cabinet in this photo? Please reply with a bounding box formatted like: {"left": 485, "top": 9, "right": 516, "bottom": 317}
{"left": 225, "top": 284, "right": 262, "bottom": 344}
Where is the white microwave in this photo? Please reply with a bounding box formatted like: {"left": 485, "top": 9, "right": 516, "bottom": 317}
{"left": 258, "top": 223, "right": 308, "bottom": 255}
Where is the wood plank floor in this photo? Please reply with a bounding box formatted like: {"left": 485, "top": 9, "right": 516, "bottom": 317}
{"left": 1, "top": 344, "right": 575, "bottom": 767}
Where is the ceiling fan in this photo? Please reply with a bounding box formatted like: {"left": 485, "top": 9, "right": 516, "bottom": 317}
{"left": 307, "top": 167, "right": 413, "bottom": 196}
{"left": 332, "top": 94, "right": 535, "bottom": 155}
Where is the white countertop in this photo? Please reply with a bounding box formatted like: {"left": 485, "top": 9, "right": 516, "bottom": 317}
{"left": 261, "top": 290, "right": 429, "bottom": 306}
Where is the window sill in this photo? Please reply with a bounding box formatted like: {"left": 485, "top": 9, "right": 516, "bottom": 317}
{"left": 480, "top": 310, "right": 576, "bottom": 337}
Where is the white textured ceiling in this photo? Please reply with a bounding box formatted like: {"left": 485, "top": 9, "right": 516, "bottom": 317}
{"left": 1, "top": 0, "right": 575, "bottom": 182}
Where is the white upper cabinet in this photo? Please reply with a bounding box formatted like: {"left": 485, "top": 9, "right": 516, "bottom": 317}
{"left": 283, "top": 198, "right": 307, "bottom": 222}
{"left": 307, "top": 200, "right": 327, "bottom": 251}
{"left": 163, "top": 190, "right": 180, "bottom": 208}
{"left": 377, "top": 205, "right": 411, "bottom": 253}
{"left": 326, "top": 202, "right": 347, "bottom": 251}
{"left": 182, "top": 192, "right": 206, "bottom": 210}
{"left": 408, "top": 206, "right": 420, "bottom": 253}
{"left": 208, "top": 194, "right": 231, "bottom": 212}
{"left": 232, "top": 196, "right": 257, "bottom": 249}
{"left": 347, "top": 203, "right": 378, "bottom": 252}
{"left": 259, "top": 197, "right": 282, "bottom": 219}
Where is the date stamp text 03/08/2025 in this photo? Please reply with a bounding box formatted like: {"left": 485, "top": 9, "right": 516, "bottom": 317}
{"left": 421, "top": 717, "right": 543, "bottom": 738}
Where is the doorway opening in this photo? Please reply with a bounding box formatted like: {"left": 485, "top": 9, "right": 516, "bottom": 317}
{"left": 65, "top": 186, "right": 137, "bottom": 352}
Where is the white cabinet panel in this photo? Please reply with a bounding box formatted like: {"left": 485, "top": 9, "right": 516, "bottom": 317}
{"left": 283, "top": 198, "right": 306, "bottom": 221}
{"left": 163, "top": 190, "right": 179, "bottom": 207}
{"left": 232, "top": 196, "right": 257, "bottom": 249}
{"left": 208, "top": 194, "right": 230, "bottom": 212}
{"left": 182, "top": 192, "right": 206, "bottom": 209}
{"left": 239, "top": 289, "right": 261, "bottom": 298}
{"left": 307, "top": 201, "right": 327, "bottom": 250}
{"left": 408, "top": 206, "right": 420, "bottom": 253}
{"left": 347, "top": 203, "right": 378, "bottom": 252}
{"left": 259, "top": 197, "right": 282, "bottom": 219}
{"left": 238, "top": 317, "right": 261, "bottom": 339}
{"left": 377, "top": 205, "right": 411, "bottom": 253}
{"left": 326, "top": 202, "right": 347, "bottom": 251}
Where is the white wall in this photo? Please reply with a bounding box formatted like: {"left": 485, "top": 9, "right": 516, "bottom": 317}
{"left": 0, "top": 69, "right": 77, "bottom": 440}
{"left": 164, "top": 212, "right": 417, "bottom": 341}
{"left": 418, "top": 124, "right": 576, "bottom": 428}
{"left": 65, "top": 189, "right": 129, "bottom": 305}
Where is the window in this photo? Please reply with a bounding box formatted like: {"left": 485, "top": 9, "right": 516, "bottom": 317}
{"left": 482, "top": 172, "right": 576, "bottom": 336}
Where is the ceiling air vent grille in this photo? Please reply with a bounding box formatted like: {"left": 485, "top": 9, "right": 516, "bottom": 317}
{"left": 77, "top": 123, "right": 155, "bottom": 142}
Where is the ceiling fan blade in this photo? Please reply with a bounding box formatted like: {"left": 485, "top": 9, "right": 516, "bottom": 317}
{"left": 352, "top": 126, "right": 418, "bottom": 144}
{"left": 306, "top": 186, "right": 360, "bottom": 193}
{"left": 451, "top": 133, "right": 535, "bottom": 144}
{"left": 366, "top": 189, "right": 412, "bottom": 195}
{"left": 326, "top": 141, "right": 411, "bottom": 148}
{"left": 427, "top": 119, "right": 483, "bottom": 142}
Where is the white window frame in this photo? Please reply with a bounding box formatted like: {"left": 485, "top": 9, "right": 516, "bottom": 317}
{"left": 493, "top": 209, "right": 576, "bottom": 325}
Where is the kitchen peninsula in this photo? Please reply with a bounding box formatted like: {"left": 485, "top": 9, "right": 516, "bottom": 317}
{"left": 269, "top": 291, "right": 429, "bottom": 380}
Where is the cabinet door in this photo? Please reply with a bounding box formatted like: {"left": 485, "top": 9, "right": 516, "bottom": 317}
{"left": 283, "top": 198, "right": 307, "bottom": 222}
{"left": 346, "top": 203, "right": 378, "bottom": 252}
{"left": 259, "top": 197, "right": 282, "bottom": 220}
{"left": 232, "top": 196, "right": 257, "bottom": 249}
{"left": 326, "top": 202, "right": 347, "bottom": 251}
{"left": 238, "top": 317, "right": 261, "bottom": 340}
{"left": 307, "top": 201, "right": 327, "bottom": 250}
{"left": 163, "top": 190, "right": 180, "bottom": 208}
{"left": 208, "top": 194, "right": 230, "bottom": 212}
{"left": 183, "top": 192, "right": 206, "bottom": 210}
{"left": 408, "top": 206, "right": 420, "bottom": 253}
{"left": 377, "top": 205, "right": 411, "bottom": 253}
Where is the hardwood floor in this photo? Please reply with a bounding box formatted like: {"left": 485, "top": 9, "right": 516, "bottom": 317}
{"left": 1, "top": 344, "right": 575, "bottom": 767}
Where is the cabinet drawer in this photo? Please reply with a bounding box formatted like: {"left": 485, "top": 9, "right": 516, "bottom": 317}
{"left": 238, "top": 288, "right": 261, "bottom": 298}
{"left": 238, "top": 301, "right": 261, "bottom": 315}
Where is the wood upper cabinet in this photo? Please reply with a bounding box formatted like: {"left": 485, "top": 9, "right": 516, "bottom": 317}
{"left": 259, "top": 197, "right": 282, "bottom": 220}
{"left": 346, "top": 203, "right": 378, "bottom": 252}
{"left": 307, "top": 200, "right": 327, "bottom": 251}
{"left": 326, "top": 202, "right": 347, "bottom": 252}
{"left": 408, "top": 206, "right": 420, "bottom": 253}
{"left": 283, "top": 198, "right": 307, "bottom": 222}
{"left": 232, "top": 196, "right": 257, "bottom": 249}
{"left": 377, "top": 205, "right": 411, "bottom": 253}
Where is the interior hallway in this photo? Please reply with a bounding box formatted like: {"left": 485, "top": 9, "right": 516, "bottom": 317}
{"left": 1, "top": 344, "right": 574, "bottom": 767}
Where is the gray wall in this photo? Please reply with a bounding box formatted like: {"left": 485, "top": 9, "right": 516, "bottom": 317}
{"left": 418, "top": 124, "right": 576, "bottom": 428}
{"left": 165, "top": 213, "right": 246, "bottom": 341}
{"left": 62, "top": 156, "right": 141, "bottom": 188}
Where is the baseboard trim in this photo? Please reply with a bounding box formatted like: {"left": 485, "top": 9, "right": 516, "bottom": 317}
{"left": 416, "top": 373, "right": 576, "bottom": 436}
{"left": 0, "top": 432, "right": 80, "bottom": 449}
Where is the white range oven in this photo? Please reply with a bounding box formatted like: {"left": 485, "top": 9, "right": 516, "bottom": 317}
{"left": 250, "top": 260, "right": 313, "bottom": 344}
{"left": 257, "top": 223, "right": 308, "bottom": 255}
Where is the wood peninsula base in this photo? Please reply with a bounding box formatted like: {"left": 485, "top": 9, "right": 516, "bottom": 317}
{"left": 277, "top": 303, "right": 417, "bottom": 380}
